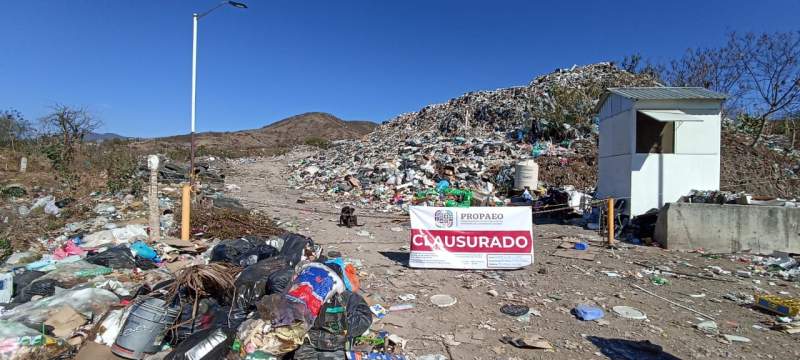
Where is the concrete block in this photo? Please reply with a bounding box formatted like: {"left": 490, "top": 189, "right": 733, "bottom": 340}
{"left": 655, "top": 202, "right": 800, "bottom": 254}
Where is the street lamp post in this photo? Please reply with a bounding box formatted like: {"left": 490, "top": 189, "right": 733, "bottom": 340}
{"left": 190, "top": 1, "right": 247, "bottom": 183}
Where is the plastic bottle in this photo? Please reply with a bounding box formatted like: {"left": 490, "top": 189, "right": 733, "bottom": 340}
{"left": 0, "top": 272, "right": 13, "bottom": 303}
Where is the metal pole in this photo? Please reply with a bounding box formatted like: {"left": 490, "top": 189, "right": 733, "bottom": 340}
{"left": 607, "top": 198, "right": 615, "bottom": 246}
{"left": 181, "top": 184, "right": 192, "bottom": 241}
{"left": 190, "top": 13, "right": 198, "bottom": 185}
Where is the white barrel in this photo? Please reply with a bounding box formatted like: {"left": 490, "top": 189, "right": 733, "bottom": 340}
{"left": 514, "top": 159, "right": 539, "bottom": 190}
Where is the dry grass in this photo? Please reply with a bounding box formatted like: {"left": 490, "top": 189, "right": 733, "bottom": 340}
{"left": 174, "top": 204, "right": 282, "bottom": 240}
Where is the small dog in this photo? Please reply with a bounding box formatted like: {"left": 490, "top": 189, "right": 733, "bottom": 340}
{"left": 338, "top": 206, "right": 360, "bottom": 227}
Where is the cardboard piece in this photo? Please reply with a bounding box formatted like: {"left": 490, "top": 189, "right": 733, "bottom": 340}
{"left": 160, "top": 237, "right": 195, "bottom": 248}
{"left": 45, "top": 305, "right": 87, "bottom": 338}
{"left": 74, "top": 341, "right": 126, "bottom": 360}
{"left": 166, "top": 260, "right": 192, "bottom": 274}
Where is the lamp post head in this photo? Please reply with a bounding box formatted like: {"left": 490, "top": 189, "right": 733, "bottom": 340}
{"left": 228, "top": 1, "right": 248, "bottom": 9}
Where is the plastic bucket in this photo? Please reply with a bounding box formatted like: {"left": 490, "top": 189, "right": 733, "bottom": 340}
{"left": 111, "top": 297, "right": 180, "bottom": 359}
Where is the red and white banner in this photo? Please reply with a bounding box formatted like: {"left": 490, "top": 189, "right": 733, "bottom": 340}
{"left": 409, "top": 206, "right": 534, "bottom": 269}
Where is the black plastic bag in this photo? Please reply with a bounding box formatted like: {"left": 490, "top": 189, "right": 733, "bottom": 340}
{"left": 229, "top": 257, "right": 290, "bottom": 324}
{"left": 266, "top": 267, "right": 294, "bottom": 295}
{"left": 171, "top": 298, "right": 220, "bottom": 342}
{"left": 86, "top": 245, "right": 136, "bottom": 269}
{"left": 12, "top": 270, "right": 45, "bottom": 298}
{"left": 165, "top": 327, "right": 234, "bottom": 360}
{"left": 226, "top": 257, "right": 290, "bottom": 327}
{"left": 14, "top": 278, "right": 59, "bottom": 303}
{"left": 211, "top": 238, "right": 279, "bottom": 267}
{"left": 343, "top": 291, "right": 372, "bottom": 340}
{"left": 279, "top": 232, "right": 314, "bottom": 266}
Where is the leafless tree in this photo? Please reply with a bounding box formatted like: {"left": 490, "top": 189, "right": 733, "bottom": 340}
{"left": 620, "top": 53, "right": 665, "bottom": 83}
{"left": 0, "top": 109, "right": 32, "bottom": 152}
{"left": 39, "top": 104, "right": 102, "bottom": 165}
{"left": 662, "top": 45, "right": 745, "bottom": 118}
{"left": 728, "top": 31, "right": 800, "bottom": 147}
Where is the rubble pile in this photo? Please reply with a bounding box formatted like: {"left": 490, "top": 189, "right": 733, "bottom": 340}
{"left": 289, "top": 63, "right": 658, "bottom": 208}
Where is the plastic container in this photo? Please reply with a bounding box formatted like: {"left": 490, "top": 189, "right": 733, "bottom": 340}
{"left": 0, "top": 273, "right": 12, "bottom": 303}
{"left": 514, "top": 159, "right": 539, "bottom": 190}
{"left": 573, "top": 304, "right": 604, "bottom": 321}
{"left": 112, "top": 297, "right": 180, "bottom": 359}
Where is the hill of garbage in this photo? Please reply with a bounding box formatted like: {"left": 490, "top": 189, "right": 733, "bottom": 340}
{"left": 288, "top": 63, "right": 655, "bottom": 208}
{"left": 289, "top": 63, "right": 800, "bottom": 209}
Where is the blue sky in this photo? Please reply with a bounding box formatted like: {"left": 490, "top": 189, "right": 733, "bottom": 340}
{"left": 1, "top": 1, "right": 798, "bottom": 138}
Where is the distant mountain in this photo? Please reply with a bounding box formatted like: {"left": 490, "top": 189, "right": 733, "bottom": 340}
{"left": 142, "top": 112, "right": 377, "bottom": 156}
{"left": 256, "top": 112, "right": 376, "bottom": 140}
{"left": 85, "top": 132, "right": 127, "bottom": 142}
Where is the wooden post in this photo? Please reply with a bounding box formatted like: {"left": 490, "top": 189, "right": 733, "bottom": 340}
{"left": 607, "top": 198, "right": 615, "bottom": 246}
{"left": 181, "top": 184, "right": 191, "bottom": 241}
{"left": 147, "top": 155, "right": 161, "bottom": 242}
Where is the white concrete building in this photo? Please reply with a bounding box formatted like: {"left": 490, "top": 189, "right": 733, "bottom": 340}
{"left": 596, "top": 87, "right": 726, "bottom": 216}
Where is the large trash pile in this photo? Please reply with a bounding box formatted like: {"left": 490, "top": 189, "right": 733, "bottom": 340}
{"left": 289, "top": 63, "right": 658, "bottom": 210}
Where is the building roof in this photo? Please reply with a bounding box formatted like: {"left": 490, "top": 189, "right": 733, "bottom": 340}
{"left": 596, "top": 87, "right": 726, "bottom": 114}
{"left": 607, "top": 87, "right": 727, "bottom": 100}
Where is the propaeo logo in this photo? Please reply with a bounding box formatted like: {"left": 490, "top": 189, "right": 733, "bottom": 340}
{"left": 434, "top": 210, "right": 454, "bottom": 228}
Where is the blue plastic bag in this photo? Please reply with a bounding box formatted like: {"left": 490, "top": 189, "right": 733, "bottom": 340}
{"left": 131, "top": 240, "right": 160, "bottom": 262}
{"left": 436, "top": 180, "right": 450, "bottom": 193}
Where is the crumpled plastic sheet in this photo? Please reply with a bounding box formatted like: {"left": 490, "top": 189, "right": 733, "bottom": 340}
{"left": 0, "top": 288, "right": 119, "bottom": 324}
{"left": 256, "top": 294, "right": 314, "bottom": 329}
{"left": 0, "top": 321, "right": 40, "bottom": 360}
{"left": 27, "top": 260, "right": 109, "bottom": 290}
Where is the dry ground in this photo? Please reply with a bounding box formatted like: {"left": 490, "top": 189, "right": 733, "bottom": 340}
{"left": 226, "top": 151, "right": 799, "bottom": 360}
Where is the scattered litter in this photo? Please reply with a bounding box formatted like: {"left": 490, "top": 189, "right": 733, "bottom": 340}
{"left": 356, "top": 230, "right": 371, "bottom": 237}
{"left": 370, "top": 304, "right": 388, "bottom": 319}
{"left": 722, "top": 334, "right": 751, "bottom": 343}
{"left": 696, "top": 321, "right": 719, "bottom": 334}
{"left": 724, "top": 292, "right": 755, "bottom": 306}
{"left": 650, "top": 276, "right": 668, "bottom": 286}
{"left": 573, "top": 304, "right": 604, "bottom": 321}
{"left": 430, "top": 294, "right": 457, "bottom": 307}
{"left": 389, "top": 304, "right": 414, "bottom": 312}
{"left": 612, "top": 306, "right": 647, "bottom": 320}
{"left": 417, "top": 355, "right": 447, "bottom": 360}
{"left": 631, "top": 284, "right": 715, "bottom": 320}
{"left": 553, "top": 247, "right": 597, "bottom": 261}
{"left": 500, "top": 304, "right": 530, "bottom": 317}
{"left": 501, "top": 334, "right": 553, "bottom": 350}
{"left": 398, "top": 294, "right": 416, "bottom": 301}
{"left": 755, "top": 294, "right": 800, "bottom": 316}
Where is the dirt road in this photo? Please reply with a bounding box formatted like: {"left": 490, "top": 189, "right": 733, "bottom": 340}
{"left": 226, "top": 152, "right": 798, "bottom": 360}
